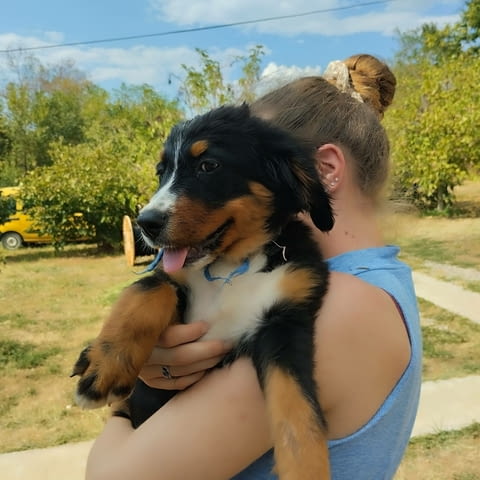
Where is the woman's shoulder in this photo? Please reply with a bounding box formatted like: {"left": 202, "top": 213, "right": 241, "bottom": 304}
{"left": 316, "top": 270, "right": 407, "bottom": 349}
{"left": 321, "top": 269, "right": 399, "bottom": 315}
{"left": 314, "top": 271, "right": 411, "bottom": 438}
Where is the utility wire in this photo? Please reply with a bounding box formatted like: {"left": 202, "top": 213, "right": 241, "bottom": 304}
{"left": 0, "top": 0, "right": 396, "bottom": 54}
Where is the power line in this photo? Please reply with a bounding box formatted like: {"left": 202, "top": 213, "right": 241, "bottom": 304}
{"left": 0, "top": 0, "right": 396, "bottom": 54}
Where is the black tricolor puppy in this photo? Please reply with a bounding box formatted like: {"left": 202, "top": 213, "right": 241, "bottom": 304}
{"left": 72, "top": 104, "right": 334, "bottom": 479}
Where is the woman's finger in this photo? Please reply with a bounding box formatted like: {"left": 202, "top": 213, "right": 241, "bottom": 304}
{"left": 146, "top": 339, "right": 232, "bottom": 367}
{"left": 140, "top": 354, "right": 225, "bottom": 380}
{"left": 157, "top": 322, "right": 210, "bottom": 348}
{"left": 139, "top": 370, "right": 206, "bottom": 391}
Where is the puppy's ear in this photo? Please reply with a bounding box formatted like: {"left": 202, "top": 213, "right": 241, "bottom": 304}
{"left": 290, "top": 162, "right": 335, "bottom": 232}
{"left": 253, "top": 115, "right": 335, "bottom": 232}
{"left": 308, "top": 179, "right": 335, "bottom": 232}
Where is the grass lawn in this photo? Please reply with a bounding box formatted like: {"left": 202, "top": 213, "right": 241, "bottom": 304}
{"left": 395, "top": 423, "right": 480, "bottom": 480}
{"left": 0, "top": 245, "right": 133, "bottom": 452}
{"left": 383, "top": 181, "right": 480, "bottom": 273}
{"left": 0, "top": 181, "right": 479, "bottom": 458}
{"left": 419, "top": 299, "right": 480, "bottom": 381}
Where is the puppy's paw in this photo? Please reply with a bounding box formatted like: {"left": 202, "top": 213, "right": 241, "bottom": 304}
{"left": 71, "top": 342, "right": 137, "bottom": 410}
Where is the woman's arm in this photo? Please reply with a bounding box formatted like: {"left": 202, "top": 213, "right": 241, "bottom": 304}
{"left": 86, "top": 272, "right": 411, "bottom": 480}
{"left": 86, "top": 357, "right": 272, "bottom": 480}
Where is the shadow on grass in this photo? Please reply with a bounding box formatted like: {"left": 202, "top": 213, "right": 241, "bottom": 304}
{"left": 398, "top": 238, "right": 457, "bottom": 264}
{"left": 2, "top": 244, "right": 156, "bottom": 267}
{"left": 453, "top": 200, "right": 480, "bottom": 218}
{"left": 2, "top": 243, "right": 107, "bottom": 263}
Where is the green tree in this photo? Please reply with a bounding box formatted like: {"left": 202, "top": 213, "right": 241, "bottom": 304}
{"left": 2, "top": 82, "right": 41, "bottom": 176}
{"left": 1, "top": 54, "right": 93, "bottom": 183}
{"left": 462, "top": 0, "right": 480, "bottom": 47}
{"left": 21, "top": 124, "right": 147, "bottom": 251}
{"left": 395, "top": 0, "right": 480, "bottom": 64}
{"left": 389, "top": 1, "right": 480, "bottom": 211}
{"left": 386, "top": 57, "right": 480, "bottom": 211}
{"left": 0, "top": 193, "right": 15, "bottom": 225}
{"left": 109, "top": 83, "right": 182, "bottom": 142}
{"left": 179, "top": 45, "right": 265, "bottom": 115}
{"left": 237, "top": 45, "right": 265, "bottom": 103}
{"left": 0, "top": 109, "right": 13, "bottom": 186}
{"left": 21, "top": 89, "right": 181, "bottom": 251}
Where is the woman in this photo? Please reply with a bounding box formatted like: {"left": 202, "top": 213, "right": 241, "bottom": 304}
{"left": 86, "top": 54, "right": 422, "bottom": 480}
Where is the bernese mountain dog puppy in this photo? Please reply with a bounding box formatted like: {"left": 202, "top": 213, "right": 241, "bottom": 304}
{"left": 72, "top": 104, "right": 334, "bottom": 479}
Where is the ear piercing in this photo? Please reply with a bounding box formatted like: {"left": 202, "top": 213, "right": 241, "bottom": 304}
{"left": 329, "top": 177, "right": 339, "bottom": 186}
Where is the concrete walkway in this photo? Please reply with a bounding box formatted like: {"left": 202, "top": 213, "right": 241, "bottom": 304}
{"left": 0, "top": 441, "right": 93, "bottom": 480}
{"left": 412, "top": 375, "right": 480, "bottom": 436}
{"left": 1, "top": 270, "right": 479, "bottom": 479}
{"left": 413, "top": 271, "right": 480, "bottom": 324}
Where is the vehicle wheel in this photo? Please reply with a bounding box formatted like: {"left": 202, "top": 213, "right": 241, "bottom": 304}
{"left": 1, "top": 232, "right": 23, "bottom": 250}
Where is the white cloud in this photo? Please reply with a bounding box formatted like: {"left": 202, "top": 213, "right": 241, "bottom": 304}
{"left": 0, "top": 33, "right": 264, "bottom": 93}
{"left": 257, "top": 61, "right": 322, "bottom": 93}
{"left": 0, "top": 34, "right": 197, "bottom": 89}
{"left": 43, "top": 31, "right": 65, "bottom": 44}
{"left": 149, "top": 0, "right": 461, "bottom": 36}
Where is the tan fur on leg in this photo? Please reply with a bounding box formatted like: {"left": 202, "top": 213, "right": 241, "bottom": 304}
{"left": 265, "top": 366, "right": 330, "bottom": 480}
{"left": 74, "top": 282, "right": 179, "bottom": 408}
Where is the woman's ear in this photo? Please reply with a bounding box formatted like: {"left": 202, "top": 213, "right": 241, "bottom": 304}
{"left": 315, "top": 144, "right": 346, "bottom": 193}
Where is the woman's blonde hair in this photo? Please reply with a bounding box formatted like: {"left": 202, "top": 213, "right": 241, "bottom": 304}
{"left": 251, "top": 54, "right": 396, "bottom": 201}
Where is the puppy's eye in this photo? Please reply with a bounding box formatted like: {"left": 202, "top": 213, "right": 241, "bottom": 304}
{"left": 198, "top": 160, "right": 219, "bottom": 173}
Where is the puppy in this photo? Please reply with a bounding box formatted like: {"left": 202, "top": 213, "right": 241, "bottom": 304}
{"left": 72, "top": 104, "right": 334, "bottom": 479}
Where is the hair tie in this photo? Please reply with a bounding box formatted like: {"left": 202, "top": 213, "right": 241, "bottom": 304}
{"left": 323, "top": 60, "right": 364, "bottom": 103}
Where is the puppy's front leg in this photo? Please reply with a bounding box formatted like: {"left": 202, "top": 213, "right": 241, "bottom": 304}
{"left": 72, "top": 274, "right": 181, "bottom": 409}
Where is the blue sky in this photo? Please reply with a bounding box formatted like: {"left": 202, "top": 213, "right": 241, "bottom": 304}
{"left": 0, "top": 0, "right": 465, "bottom": 97}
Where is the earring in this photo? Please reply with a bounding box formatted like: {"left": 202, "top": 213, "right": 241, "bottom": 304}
{"left": 329, "top": 177, "right": 339, "bottom": 187}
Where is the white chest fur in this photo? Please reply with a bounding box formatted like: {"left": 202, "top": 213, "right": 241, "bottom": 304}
{"left": 184, "top": 253, "right": 288, "bottom": 343}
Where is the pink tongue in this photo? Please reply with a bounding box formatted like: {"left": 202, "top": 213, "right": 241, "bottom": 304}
{"left": 162, "top": 248, "right": 189, "bottom": 273}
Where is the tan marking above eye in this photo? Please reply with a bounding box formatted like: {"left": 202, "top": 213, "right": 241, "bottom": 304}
{"left": 190, "top": 140, "right": 209, "bottom": 158}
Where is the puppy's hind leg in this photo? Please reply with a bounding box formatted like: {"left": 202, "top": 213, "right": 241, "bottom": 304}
{"left": 72, "top": 274, "right": 181, "bottom": 409}
{"left": 264, "top": 365, "right": 330, "bottom": 480}
{"left": 252, "top": 299, "right": 331, "bottom": 479}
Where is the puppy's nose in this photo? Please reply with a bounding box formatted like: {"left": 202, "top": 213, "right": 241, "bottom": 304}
{"left": 136, "top": 210, "right": 168, "bottom": 240}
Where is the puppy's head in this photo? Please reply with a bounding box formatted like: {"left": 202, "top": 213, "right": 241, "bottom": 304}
{"left": 137, "top": 104, "right": 334, "bottom": 273}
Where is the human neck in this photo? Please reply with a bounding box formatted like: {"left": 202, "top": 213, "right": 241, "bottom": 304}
{"left": 308, "top": 194, "right": 384, "bottom": 260}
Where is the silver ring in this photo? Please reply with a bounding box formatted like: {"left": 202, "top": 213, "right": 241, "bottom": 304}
{"left": 161, "top": 366, "right": 172, "bottom": 379}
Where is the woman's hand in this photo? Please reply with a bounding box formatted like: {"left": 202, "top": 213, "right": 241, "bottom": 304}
{"left": 139, "top": 321, "right": 233, "bottom": 390}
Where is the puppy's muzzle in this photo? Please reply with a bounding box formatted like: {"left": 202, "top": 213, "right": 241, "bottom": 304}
{"left": 137, "top": 209, "right": 168, "bottom": 244}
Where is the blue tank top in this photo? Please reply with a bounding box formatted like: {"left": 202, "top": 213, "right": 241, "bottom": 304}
{"left": 231, "top": 245, "right": 422, "bottom": 480}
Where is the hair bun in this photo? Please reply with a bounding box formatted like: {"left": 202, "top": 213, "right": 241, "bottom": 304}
{"left": 344, "top": 54, "right": 396, "bottom": 117}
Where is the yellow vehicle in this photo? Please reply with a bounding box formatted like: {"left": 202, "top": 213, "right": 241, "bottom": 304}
{"left": 0, "top": 186, "right": 52, "bottom": 250}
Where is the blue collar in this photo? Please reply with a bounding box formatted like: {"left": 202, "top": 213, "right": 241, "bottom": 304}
{"left": 136, "top": 250, "right": 250, "bottom": 285}
{"left": 203, "top": 258, "right": 250, "bottom": 285}
{"left": 135, "top": 248, "right": 164, "bottom": 275}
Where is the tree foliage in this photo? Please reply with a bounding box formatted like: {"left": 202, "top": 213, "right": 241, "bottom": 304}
{"left": 387, "top": 57, "right": 480, "bottom": 211}
{"left": 0, "top": 193, "right": 15, "bottom": 225}
{"left": 0, "top": 56, "right": 94, "bottom": 185}
{"left": 20, "top": 85, "right": 181, "bottom": 251}
{"left": 395, "top": 0, "right": 480, "bottom": 65}
{"left": 389, "top": 0, "right": 480, "bottom": 212}
{"left": 179, "top": 45, "right": 264, "bottom": 115}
